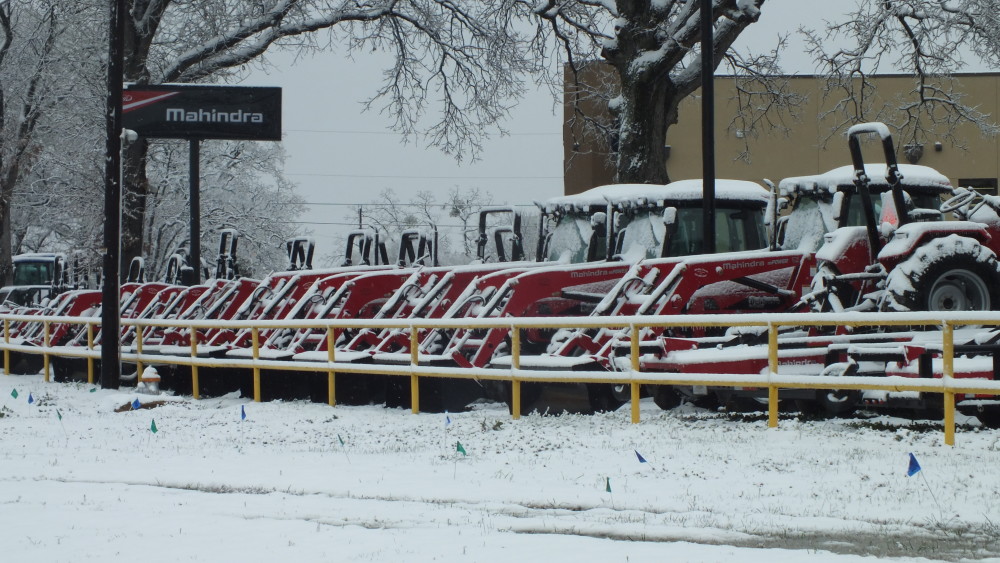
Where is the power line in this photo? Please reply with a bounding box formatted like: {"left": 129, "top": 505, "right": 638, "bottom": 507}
{"left": 287, "top": 172, "right": 562, "bottom": 180}
{"left": 285, "top": 128, "right": 559, "bottom": 136}
{"left": 297, "top": 201, "right": 540, "bottom": 207}
{"left": 288, "top": 220, "right": 478, "bottom": 229}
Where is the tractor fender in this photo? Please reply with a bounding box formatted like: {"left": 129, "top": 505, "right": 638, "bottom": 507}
{"left": 878, "top": 221, "right": 991, "bottom": 271}
{"left": 814, "top": 226, "right": 872, "bottom": 275}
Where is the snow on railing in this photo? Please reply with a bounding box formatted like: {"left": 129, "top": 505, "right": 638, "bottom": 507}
{"left": 4, "top": 310, "right": 1000, "bottom": 447}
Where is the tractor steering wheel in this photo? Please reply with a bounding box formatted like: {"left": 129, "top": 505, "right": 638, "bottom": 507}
{"left": 940, "top": 189, "right": 977, "bottom": 213}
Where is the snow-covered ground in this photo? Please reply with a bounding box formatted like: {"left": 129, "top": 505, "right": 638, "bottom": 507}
{"left": 2, "top": 372, "right": 1000, "bottom": 562}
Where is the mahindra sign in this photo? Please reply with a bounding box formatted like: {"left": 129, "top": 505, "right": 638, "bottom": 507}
{"left": 123, "top": 84, "right": 281, "bottom": 141}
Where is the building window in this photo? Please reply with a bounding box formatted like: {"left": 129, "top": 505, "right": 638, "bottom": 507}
{"left": 958, "top": 178, "right": 998, "bottom": 195}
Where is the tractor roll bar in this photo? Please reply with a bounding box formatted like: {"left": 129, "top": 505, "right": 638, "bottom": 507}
{"left": 847, "top": 123, "right": 908, "bottom": 262}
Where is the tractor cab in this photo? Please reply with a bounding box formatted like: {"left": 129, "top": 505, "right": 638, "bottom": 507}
{"left": 786, "top": 122, "right": 1000, "bottom": 313}
{"left": 0, "top": 253, "right": 71, "bottom": 307}
{"left": 776, "top": 163, "right": 952, "bottom": 253}
{"left": 537, "top": 180, "right": 770, "bottom": 264}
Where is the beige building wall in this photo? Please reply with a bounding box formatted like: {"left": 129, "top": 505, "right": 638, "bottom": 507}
{"left": 564, "top": 74, "right": 1000, "bottom": 196}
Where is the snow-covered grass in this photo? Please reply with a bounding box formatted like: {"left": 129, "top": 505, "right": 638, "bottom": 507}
{"left": 3, "top": 373, "right": 1000, "bottom": 562}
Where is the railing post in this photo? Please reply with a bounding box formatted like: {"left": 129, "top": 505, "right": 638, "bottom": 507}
{"left": 409, "top": 326, "right": 419, "bottom": 414}
{"left": 135, "top": 324, "right": 144, "bottom": 383}
{"left": 511, "top": 327, "right": 521, "bottom": 420}
{"left": 943, "top": 322, "right": 955, "bottom": 446}
{"left": 3, "top": 318, "right": 9, "bottom": 376}
{"left": 87, "top": 323, "right": 95, "bottom": 385}
{"left": 190, "top": 329, "right": 200, "bottom": 399}
{"left": 768, "top": 322, "right": 779, "bottom": 429}
{"left": 251, "top": 328, "right": 261, "bottom": 402}
{"left": 630, "top": 324, "right": 640, "bottom": 424}
{"left": 43, "top": 321, "right": 50, "bottom": 383}
{"left": 326, "top": 327, "right": 336, "bottom": 407}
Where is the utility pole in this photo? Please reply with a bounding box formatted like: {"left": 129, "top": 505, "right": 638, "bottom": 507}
{"left": 101, "top": 0, "right": 125, "bottom": 389}
{"left": 700, "top": 0, "right": 716, "bottom": 254}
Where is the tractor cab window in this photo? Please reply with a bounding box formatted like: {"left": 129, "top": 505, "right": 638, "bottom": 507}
{"left": 545, "top": 213, "right": 594, "bottom": 263}
{"left": 781, "top": 195, "right": 837, "bottom": 252}
{"left": 12, "top": 261, "right": 53, "bottom": 286}
{"left": 842, "top": 191, "right": 884, "bottom": 228}
{"left": 905, "top": 191, "right": 944, "bottom": 222}
{"left": 615, "top": 210, "right": 666, "bottom": 260}
{"left": 666, "top": 205, "right": 767, "bottom": 257}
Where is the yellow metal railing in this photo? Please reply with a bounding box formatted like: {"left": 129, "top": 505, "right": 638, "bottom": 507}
{"left": 3, "top": 311, "right": 1000, "bottom": 446}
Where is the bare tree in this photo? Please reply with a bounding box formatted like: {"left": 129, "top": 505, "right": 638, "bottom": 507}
{"left": 119, "top": 0, "right": 540, "bottom": 273}
{"left": 139, "top": 139, "right": 303, "bottom": 279}
{"left": 348, "top": 186, "right": 498, "bottom": 265}
{"left": 522, "top": 0, "right": 799, "bottom": 184}
{"left": 445, "top": 186, "right": 493, "bottom": 259}
{"left": 805, "top": 0, "right": 1000, "bottom": 149}
{"left": 524, "top": 0, "right": 1000, "bottom": 185}
{"left": 0, "top": 1, "right": 103, "bottom": 284}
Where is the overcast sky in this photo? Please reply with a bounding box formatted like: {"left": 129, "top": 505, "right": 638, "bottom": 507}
{"left": 245, "top": 1, "right": 858, "bottom": 261}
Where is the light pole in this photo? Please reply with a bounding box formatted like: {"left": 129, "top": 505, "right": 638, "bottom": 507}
{"left": 101, "top": 0, "right": 125, "bottom": 389}
{"left": 701, "top": 0, "right": 716, "bottom": 255}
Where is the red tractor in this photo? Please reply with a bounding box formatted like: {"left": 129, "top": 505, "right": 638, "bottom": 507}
{"left": 600, "top": 122, "right": 1000, "bottom": 419}
{"left": 791, "top": 122, "right": 998, "bottom": 315}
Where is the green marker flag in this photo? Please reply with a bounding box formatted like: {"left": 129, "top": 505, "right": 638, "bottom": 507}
{"left": 57, "top": 410, "right": 62, "bottom": 421}
{"left": 338, "top": 434, "right": 345, "bottom": 447}
{"left": 456, "top": 441, "right": 466, "bottom": 456}
{"left": 150, "top": 419, "right": 158, "bottom": 434}
{"left": 606, "top": 477, "right": 611, "bottom": 493}
{"left": 89, "top": 388, "right": 96, "bottom": 393}
{"left": 10, "top": 389, "right": 17, "bottom": 399}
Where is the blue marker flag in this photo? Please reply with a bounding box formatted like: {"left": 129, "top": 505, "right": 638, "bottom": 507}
{"left": 132, "top": 398, "right": 141, "bottom": 410}
{"left": 241, "top": 405, "right": 246, "bottom": 420}
{"left": 446, "top": 414, "right": 451, "bottom": 425}
{"left": 27, "top": 393, "right": 33, "bottom": 405}
{"left": 635, "top": 450, "right": 647, "bottom": 463}
{"left": 907, "top": 453, "right": 922, "bottom": 477}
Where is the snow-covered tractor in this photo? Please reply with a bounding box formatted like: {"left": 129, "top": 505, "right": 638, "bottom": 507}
{"left": 612, "top": 122, "right": 1000, "bottom": 420}
{"left": 0, "top": 253, "right": 77, "bottom": 308}
{"left": 792, "top": 122, "right": 1000, "bottom": 315}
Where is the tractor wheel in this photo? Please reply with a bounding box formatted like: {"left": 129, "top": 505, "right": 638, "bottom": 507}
{"left": 652, "top": 386, "right": 682, "bottom": 410}
{"left": 884, "top": 235, "right": 1000, "bottom": 312}
{"left": 814, "top": 389, "right": 859, "bottom": 417}
{"left": 499, "top": 382, "right": 544, "bottom": 416}
{"left": 586, "top": 384, "right": 626, "bottom": 413}
{"left": 976, "top": 409, "right": 1000, "bottom": 429}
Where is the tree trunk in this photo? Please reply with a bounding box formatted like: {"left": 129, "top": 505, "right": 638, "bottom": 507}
{"left": 0, "top": 186, "right": 11, "bottom": 286}
{"left": 121, "top": 138, "right": 149, "bottom": 274}
{"left": 614, "top": 76, "right": 675, "bottom": 185}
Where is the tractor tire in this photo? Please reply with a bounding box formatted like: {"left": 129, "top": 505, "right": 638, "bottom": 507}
{"left": 652, "top": 386, "right": 682, "bottom": 410}
{"left": 976, "top": 409, "right": 1000, "bottom": 429}
{"left": 884, "top": 235, "right": 1000, "bottom": 313}
{"left": 586, "top": 383, "right": 626, "bottom": 413}
{"left": 814, "top": 389, "right": 859, "bottom": 417}
{"left": 498, "top": 381, "right": 544, "bottom": 416}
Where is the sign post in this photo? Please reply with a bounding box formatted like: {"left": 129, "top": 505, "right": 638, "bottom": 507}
{"left": 123, "top": 84, "right": 281, "bottom": 284}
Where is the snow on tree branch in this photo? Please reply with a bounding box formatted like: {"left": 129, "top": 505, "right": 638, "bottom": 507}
{"left": 807, "top": 0, "right": 1000, "bottom": 148}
